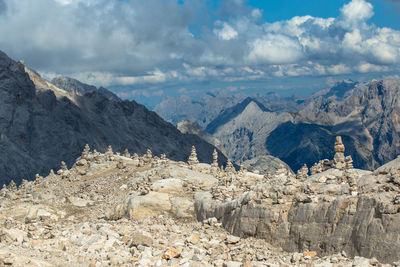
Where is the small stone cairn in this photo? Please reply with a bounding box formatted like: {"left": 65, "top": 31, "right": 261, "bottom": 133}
{"left": 188, "top": 146, "right": 199, "bottom": 166}
{"left": 296, "top": 164, "right": 308, "bottom": 180}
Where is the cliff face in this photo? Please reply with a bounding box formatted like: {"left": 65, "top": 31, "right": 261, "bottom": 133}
{"left": 197, "top": 195, "right": 400, "bottom": 263}
{"left": 0, "top": 50, "right": 227, "bottom": 186}
{"left": 195, "top": 157, "right": 400, "bottom": 264}
{"left": 359, "top": 80, "right": 400, "bottom": 166}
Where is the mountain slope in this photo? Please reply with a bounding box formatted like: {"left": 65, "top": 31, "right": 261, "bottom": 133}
{"left": 177, "top": 119, "right": 227, "bottom": 157}
{"left": 154, "top": 92, "right": 246, "bottom": 127}
{"left": 266, "top": 122, "right": 367, "bottom": 171}
{"left": 206, "top": 79, "right": 400, "bottom": 171}
{"left": 209, "top": 100, "right": 293, "bottom": 163}
{"left": 0, "top": 50, "right": 227, "bottom": 186}
{"left": 205, "top": 97, "right": 271, "bottom": 134}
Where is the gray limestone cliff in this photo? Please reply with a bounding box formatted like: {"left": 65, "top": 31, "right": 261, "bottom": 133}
{"left": 195, "top": 141, "right": 400, "bottom": 264}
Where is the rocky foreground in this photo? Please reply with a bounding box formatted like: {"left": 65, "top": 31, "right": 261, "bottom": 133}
{"left": 0, "top": 139, "right": 400, "bottom": 266}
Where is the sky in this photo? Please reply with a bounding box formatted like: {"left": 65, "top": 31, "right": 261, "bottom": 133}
{"left": 0, "top": 0, "right": 400, "bottom": 107}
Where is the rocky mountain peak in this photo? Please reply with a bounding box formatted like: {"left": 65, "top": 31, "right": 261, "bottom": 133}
{"left": 0, "top": 50, "right": 228, "bottom": 186}
{"left": 51, "top": 76, "right": 97, "bottom": 95}
{"left": 0, "top": 50, "right": 36, "bottom": 99}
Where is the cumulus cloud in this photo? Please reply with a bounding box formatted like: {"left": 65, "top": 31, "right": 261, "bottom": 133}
{"left": 0, "top": 0, "right": 399, "bottom": 92}
{"left": 247, "top": 34, "right": 303, "bottom": 64}
{"left": 340, "top": 0, "right": 374, "bottom": 24}
{"left": 214, "top": 22, "right": 238, "bottom": 40}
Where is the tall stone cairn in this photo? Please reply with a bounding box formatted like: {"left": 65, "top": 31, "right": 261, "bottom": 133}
{"left": 188, "top": 146, "right": 199, "bottom": 165}
{"left": 160, "top": 153, "right": 167, "bottom": 165}
{"left": 225, "top": 159, "right": 235, "bottom": 173}
{"left": 81, "top": 144, "right": 90, "bottom": 159}
{"left": 334, "top": 136, "right": 346, "bottom": 169}
{"left": 143, "top": 149, "right": 153, "bottom": 164}
{"left": 146, "top": 149, "right": 152, "bottom": 159}
{"left": 60, "top": 161, "right": 68, "bottom": 171}
{"left": 211, "top": 149, "right": 218, "bottom": 168}
{"left": 310, "top": 163, "right": 318, "bottom": 175}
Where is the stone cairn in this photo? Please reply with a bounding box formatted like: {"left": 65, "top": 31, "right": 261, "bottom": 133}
{"left": 334, "top": 136, "right": 354, "bottom": 170}
{"left": 334, "top": 136, "right": 346, "bottom": 169}
{"left": 218, "top": 159, "right": 236, "bottom": 186}
{"left": 105, "top": 145, "right": 114, "bottom": 161}
{"left": 275, "top": 164, "right": 289, "bottom": 176}
{"left": 82, "top": 144, "right": 91, "bottom": 159}
{"left": 93, "top": 149, "right": 101, "bottom": 163}
{"left": 188, "top": 146, "right": 199, "bottom": 166}
{"left": 57, "top": 161, "right": 70, "bottom": 179}
{"left": 117, "top": 158, "right": 126, "bottom": 169}
{"left": 296, "top": 164, "right": 308, "bottom": 180}
{"left": 143, "top": 149, "right": 153, "bottom": 165}
{"left": 211, "top": 149, "right": 218, "bottom": 168}
{"left": 310, "top": 136, "right": 354, "bottom": 174}
{"left": 225, "top": 159, "right": 235, "bottom": 174}
{"left": 74, "top": 144, "right": 92, "bottom": 176}
{"left": 210, "top": 149, "right": 219, "bottom": 176}
{"left": 160, "top": 153, "right": 167, "bottom": 165}
{"left": 7, "top": 180, "right": 17, "bottom": 191}
{"left": 124, "top": 148, "right": 130, "bottom": 158}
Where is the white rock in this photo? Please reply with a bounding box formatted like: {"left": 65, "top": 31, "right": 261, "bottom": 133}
{"left": 2, "top": 228, "right": 26, "bottom": 244}
{"left": 226, "top": 235, "right": 240, "bottom": 244}
{"left": 171, "top": 197, "right": 194, "bottom": 218}
{"left": 224, "top": 261, "right": 242, "bottom": 267}
{"left": 152, "top": 178, "right": 183, "bottom": 193}
{"left": 68, "top": 196, "right": 94, "bottom": 207}
{"left": 124, "top": 191, "right": 172, "bottom": 218}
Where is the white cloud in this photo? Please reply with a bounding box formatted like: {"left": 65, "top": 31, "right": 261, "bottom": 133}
{"left": 214, "top": 22, "right": 238, "bottom": 40}
{"left": 247, "top": 34, "right": 303, "bottom": 64}
{"left": 358, "top": 62, "right": 388, "bottom": 73}
{"left": 251, "top": 8, "right": 262, "bottom": 19}
{"left": 0, "top": 0, "right": 399, "bottom": 92}
{"left": 340, "top": 0, "right": 374, "bottom": 23}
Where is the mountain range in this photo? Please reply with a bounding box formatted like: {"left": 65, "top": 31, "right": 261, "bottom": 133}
{"left": 155, "top": 79, "right": 400, "bottom": 172}
{"left": 0, "top": 50, "right": 227, "bottom": 186}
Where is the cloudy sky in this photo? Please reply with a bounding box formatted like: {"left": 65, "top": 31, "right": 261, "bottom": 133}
{"left": 0, "top": 0, "right": 400, "bottom": 106}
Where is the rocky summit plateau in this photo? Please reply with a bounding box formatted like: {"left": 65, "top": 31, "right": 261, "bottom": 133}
{"left": 1, "top": 136, "right": 400, "bottom": 266}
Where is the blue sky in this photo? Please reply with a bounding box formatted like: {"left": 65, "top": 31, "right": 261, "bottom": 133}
{"left": 249, "top": 0, "right": 400, "bottom": 29}
{"left": 0, "top": 0, "right": 399, "bottom": 107}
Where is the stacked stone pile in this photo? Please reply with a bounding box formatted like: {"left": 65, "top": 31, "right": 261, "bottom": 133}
{"left": 0, "top": 138, "right": 399, "bottom": 265}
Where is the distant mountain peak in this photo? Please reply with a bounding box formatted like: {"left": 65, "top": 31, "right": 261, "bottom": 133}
{"left": 205, "top": 97, "right": 270, "bottom": 134}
